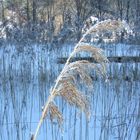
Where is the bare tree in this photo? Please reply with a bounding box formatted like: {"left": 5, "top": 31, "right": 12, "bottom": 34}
{"left": 0, "top": 0, "right": 5, "bottom": 22}
{"left": 126, "top": 0, "right": 130, "bottom": 22}
{"left": 26, "top": 0, "right": 30, "bottom": 22}
{"left": 74, "top": 0, "right": 89, "bottom": 40}
{"left": 32, "top": 0, "right": 37, "bottom": 23}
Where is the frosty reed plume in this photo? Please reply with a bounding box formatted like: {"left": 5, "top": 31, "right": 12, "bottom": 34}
{"left": 32, "top": 19, "right": 131, "bottom": 140}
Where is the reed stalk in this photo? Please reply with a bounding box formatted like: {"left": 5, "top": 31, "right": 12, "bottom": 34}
{"left": 32, "top": 19, "right": 130, "bottom": 140}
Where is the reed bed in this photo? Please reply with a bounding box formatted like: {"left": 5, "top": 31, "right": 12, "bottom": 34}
{"left": 32, "top": 19, "right": 132, "bottom": 140}
{"left": 0, "top": 20, "right": 139, "bottom": 140}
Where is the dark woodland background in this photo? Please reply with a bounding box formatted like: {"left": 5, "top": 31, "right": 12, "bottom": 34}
{"left": 0, "top": 0, "right": 140, "bottom": 44}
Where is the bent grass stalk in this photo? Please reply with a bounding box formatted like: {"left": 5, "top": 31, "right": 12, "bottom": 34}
{"left": 32, "top": 29, "right": 88, "bottom": 140}
{"left": 32, "top": 19, "right": 130, "bottom": 140}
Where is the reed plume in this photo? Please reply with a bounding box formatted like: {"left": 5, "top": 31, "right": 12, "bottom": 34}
{"left": 32, "top": 19, "right": 130, "bottom": 140}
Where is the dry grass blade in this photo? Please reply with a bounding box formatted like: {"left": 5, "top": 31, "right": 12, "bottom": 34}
{"left": 57, "top": 81, "right": 90, "bottom": 119}
{"left": 61, "top": 60, "right": 93, "bottom": 86}
{"left": 75, "top": 43, "right": 108, "bottom": 62}
{"left": 87, "top": 19, "right": 131, "bottom": 35}
{"left": 48, "top": 102, "right": 63, "bottom": 126}
{"left": 74, "top": 43, "right": 108, "bottom": 77}
{"left": 79, "top": 19, "right": 131, "bottom": 43}
{"left": 32, "top": 19, "right": 128, "bottom": 140}
{"left": 60, "top": 60, "right": 106, "bottom": 87}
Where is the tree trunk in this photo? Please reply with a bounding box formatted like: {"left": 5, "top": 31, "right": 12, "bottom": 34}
{"left": 1, "top": 0, "right": 5, "bottom": 22}
{"left": 26, "top": 0, "right": 30, "bottom": 22}
{"left": 75, "top": 0, "right": 82, "bottom": 41}
{"left": 32, "top": 0, "right": 37, "bottom": 23}
{"left": 136, "top": 0, "right": 140, "bottom": 24}
{"left": 98, "top": 0, "right": 102, "bottom": 19}
{"left": 126, "top": 0, "right": 130, "bottom": 22}
{"left": 117, "top": 0, "right": 123, "bottom": 20}
{"left": 117, "top": 0, "right": 124, "bottom": 42}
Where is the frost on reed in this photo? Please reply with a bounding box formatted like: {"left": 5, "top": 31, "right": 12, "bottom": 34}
{"left": 32, "top": 19, "right": 131, "bottom": 140}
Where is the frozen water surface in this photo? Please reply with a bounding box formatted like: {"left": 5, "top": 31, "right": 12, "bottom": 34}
{"left": 0, "top": 43, "right": 139, "bottom": 140}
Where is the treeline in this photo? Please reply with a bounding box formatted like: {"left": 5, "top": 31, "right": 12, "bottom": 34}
{"left": 0, "top": 0, "right": 140, "bottom": 44}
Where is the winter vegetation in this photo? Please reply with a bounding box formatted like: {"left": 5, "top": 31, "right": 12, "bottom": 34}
{"left": 0, "top": 1, "right": 140, "bottom": 140}
{"left": 0, "top": 42, "right": 140, "bottom": 140}
{"left": 0, "top": 0, "right": 140, "bottom": 44}
{"left": 31, "top": 20, "right": 135, "bottom": 140}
